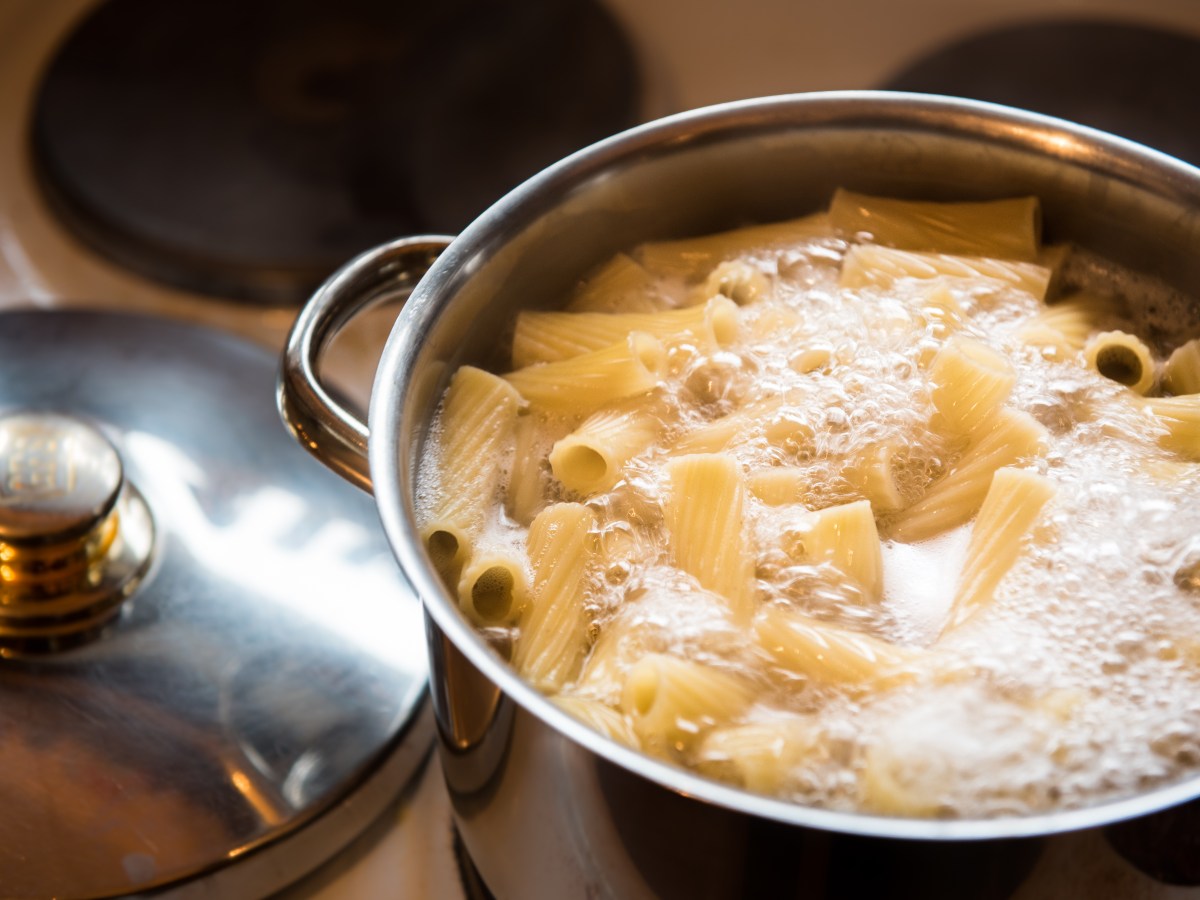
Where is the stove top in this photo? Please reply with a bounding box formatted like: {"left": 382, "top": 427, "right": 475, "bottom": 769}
{"left": 3, "top": 0, "right": 1200, "bottom": 897}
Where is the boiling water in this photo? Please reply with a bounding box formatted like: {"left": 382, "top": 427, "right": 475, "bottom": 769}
{"left": 417, "top": 231, "right": 1200, "bottom": 819}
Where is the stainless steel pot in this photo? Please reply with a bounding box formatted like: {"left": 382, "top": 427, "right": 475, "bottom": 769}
{"left": 279, "top": 91, "right": 1200, "bottom": 898}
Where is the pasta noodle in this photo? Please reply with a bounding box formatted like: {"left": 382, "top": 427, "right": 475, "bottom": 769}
{"left": 754, "top": 606, "right": 916, "bottom": 690}
{"left": 791, "top": 499, "right": 883, "bottom": 600}
{"left": 1143, "top": 395, "right": 1200, "bottom": 457}
{"left": 549, "top": 407, "right": 663, "bottom": 496}
{"left": 513, "top": 503, "right": 596, "bottom": 690}
{"left": 551, "top": 694, "right": 638, "bottom": 745}
{"left": 504, "top": 331, "right": 665, "bottom": 414}
{"left": 839, "top": 244, "right": 1052, "bottom": 301}
{"left": 1163, "top": 338, "right": 1200, "bottom": 395}
{"left": 696, "top": 719, "right": 822, "bottom": 793}
{"left": 696, "top": 259, "right": 772, "bottom": 305}
{"left": 929, "top": 336, "right": 1016, "bottom": 435}
{"left": 566, "top": 253, "right": 662, "bottom": 313}
{"left": 421, "top": 366, "right": 523, "bottom": 582}
{"left": 512, "top": 296, "right": 739, "bottom": 367}
{"left": 942, "top": 467, "right": 1056, "bottom": 635}
{"left": 828, "top": 189, "right": 1040, "bottom": 261}
{"left": 621, "top": 653, "right": 754, "bottom": 752}
{"left": 663, "top": 453, "right": 755, "bottom": 622}
{"left": 1017, "top": 290, "right": 1123, "bottom": 354}
{"left": 1084, "top": 330, "right": 1157, "bottom": 394}
{"left": 636, "top": 212, "right": 833, "bottom": 279}
{"left": 889, "top": 408, "right": 1049, "bottom": 543}
{"left": 458, "top": 550, "right": 528, "bottom": 625}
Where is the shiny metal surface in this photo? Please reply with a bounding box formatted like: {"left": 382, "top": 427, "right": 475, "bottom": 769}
{"left": 0, "top": 412, "right": 155, "bottom": 651}
{"left": 0, "top": 412, "right": 122, "bottom": 541}
{"left": 279, "top": 236, "right": 452, "bottom": 494}
{"left": 286, "top": 92, "right": 1200, "bottom": 897}
{"left": 0, "top": 310, "right": 430, "bottom": 899}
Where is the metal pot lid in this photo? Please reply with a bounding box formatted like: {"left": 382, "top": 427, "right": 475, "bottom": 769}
{"left": 0, "top": 310, "right": 431, "bottom": 899}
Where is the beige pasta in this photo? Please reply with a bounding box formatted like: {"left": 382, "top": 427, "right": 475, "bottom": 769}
{"left": 829, "top": 189, "right": 1040, "bottom": 261}
{"left": 512, "top": 503, "right": 597, "bottom": 690}
{"left": 566, "top": 252, "right": 662, "bottom": 313}
{"left": 505, "top": 413, "right": 548, "bottom": 526}
{"left": 696, "top": 719, "right": 822, "bottom": 793}
{"left": 843, "top": 441, "right": 904, "bottom": 511}
{"left": 550, "top": 406, "right": 663, "bottom": 496}
{"left": 942, "top": 467, "right": 1056, "bottom": 635}
{"left": 890, "top": 408, "right": 1049, "bottom": 543}
{"left": 1017, "top": 290, "right": 1124, "bottom": 352}
{"left": 929, "top": 336, "right": 1017, "bottom": 435}
{"left": 551, "top": 694, "right": 638, "bottom": 746}
{"left": 672, "top": 397, "right": 812, "bottom": 456}
{"left": 695, "top": 259, "right": 772, "bottom": 305}
{"left": 504, "top": 331, "right": 665, "bottom": 415}
{"left": 663, "top": 453, "right": 756, "bottom": 622}
{"left": 620, "top": 653, "right": 754, "bottom": 751}
{"left": 458, "top": 550, "right": 528, "bottom": 626}
{"left": 1164, "top": 338, "right": 1200, "bottom": 395}
{"left": 421, "top": 366, "right": 524, "bottom": 581}
{"left": 636, "top": 212, "right": 834, "bottom": 280}
{"left": 755, "top": 606, "right": 916, "bottom": 689}
{"left": 839, "top": 244, "right": 1052, "bottom": 301}
{"left": 793, "top": 499, "right": 883, "bottom": 600}
{"left": 512, "top": 295, "right": 739, "bottom": 368}
{"left": 1143, "top": 395, "right": 1200, "bottom": 457}
{"left": 788, "top": 344, "right": 834, "bottom": 374}
{"left": 1084, "top": 330, "right": 1157, "bottom": 395}
{"left": 747, "top": 466, "right": 810, "bottom": 506}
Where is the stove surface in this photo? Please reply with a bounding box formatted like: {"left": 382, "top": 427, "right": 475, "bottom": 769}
{"left": 3, "top": 0, "right": 1200, "bottom": 898}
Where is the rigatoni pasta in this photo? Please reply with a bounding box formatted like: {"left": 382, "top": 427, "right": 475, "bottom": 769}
{"left": 416, "top": 189, "right": 1200, "bottom": 820}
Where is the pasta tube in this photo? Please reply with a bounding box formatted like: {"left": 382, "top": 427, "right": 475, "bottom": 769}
{"left": 1143, "top": 395, "right": 1200, "bottom": 457}
{"left": 890, "top": 408, "right": 1049, "bottom": 543}
{"left": 458, "top": 550, "right": 528, "bottom": 625}
{"left": 663, "top": 453, "right": 756, "bottom": 622}
{"left": 829, "top": 189, "right": 1041, "bottom": 261}
{"left": 941, "top": 467, "right": 1055, "bottom": 635}
{"left": 844, "top": 441, "right": 904, "bottom": 511}
{"left": 755, "top": 606, "right": 916, "bottom": 689}
{"left": 697, "top": 719, "right": 822, "bottom": 793}
{"left": 513, "top": 296, "right": 738, "bottom": 367}
{"left": 695, "top": 260, "right": 772, "bottom": 305}
{"left": 747, "top": 466, "right": 810, "bottom": 506}
{"left": 1084, "top": 330, "right": 1156, "bottom": 395}
{"left": 549, "top": 407, "right": 663, "bottom": 496}
{"left": 551, "top": 694, "right": 638, "bottom": 746}
{"left": 794, "top": 500, "right": 883, "bottom": 600}
{"left": 621, "top": 653, "right": 754, "bottom": 751}
{"left": 513, "top": 503, "right": 596, "bottom": 690}
{"left": 421, "top": 366, "right": 523, "bottom": 581}
{"left": 1017, "top": 290, "right": 1123, "bottom": 352}
{"left": 672, "top": 398, "right": 812, "bottom": 456}
{"left": 929, "top": 336, "right": 1017, "bottom": 435}
{"left": 504, "top": 332, "right": 665, "bottom": 415}
{"left": 505, "top": 413, "right": 548, "bottom": 526}
{"left": 1163, "top": 338, "right": 1200, "bottom": 395}
{"left": 840, "top": 245, "right": 1051, "bottom": 301}
{"left": 636, "top": 212, "right": 833, "bottom": 280}
{"left": 566, "top": 253, "right": 662, "bottom": 313}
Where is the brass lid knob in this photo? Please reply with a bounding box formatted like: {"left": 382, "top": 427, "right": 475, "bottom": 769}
{"left": 0, "top": 411, "right": 153, "bottom": 652}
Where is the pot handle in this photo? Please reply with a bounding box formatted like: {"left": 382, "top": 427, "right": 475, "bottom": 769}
{"left": 278, "top": 236, "right": 454, "bottom": 494}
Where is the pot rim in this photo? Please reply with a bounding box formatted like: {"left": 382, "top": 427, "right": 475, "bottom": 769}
{"left": 369, "top": 90, "right": 1200, "bottom": 840}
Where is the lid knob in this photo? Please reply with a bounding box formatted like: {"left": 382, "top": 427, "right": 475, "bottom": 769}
{"left": 0, "top": 412, "right": 154, "bottom": 653}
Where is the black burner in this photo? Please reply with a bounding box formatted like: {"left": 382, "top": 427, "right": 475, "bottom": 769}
{"left": 32, "top": 0, "right": 639, "bottom": 304}
{"left": 880, "top": 19, "right": 1200, "bottom": 167}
